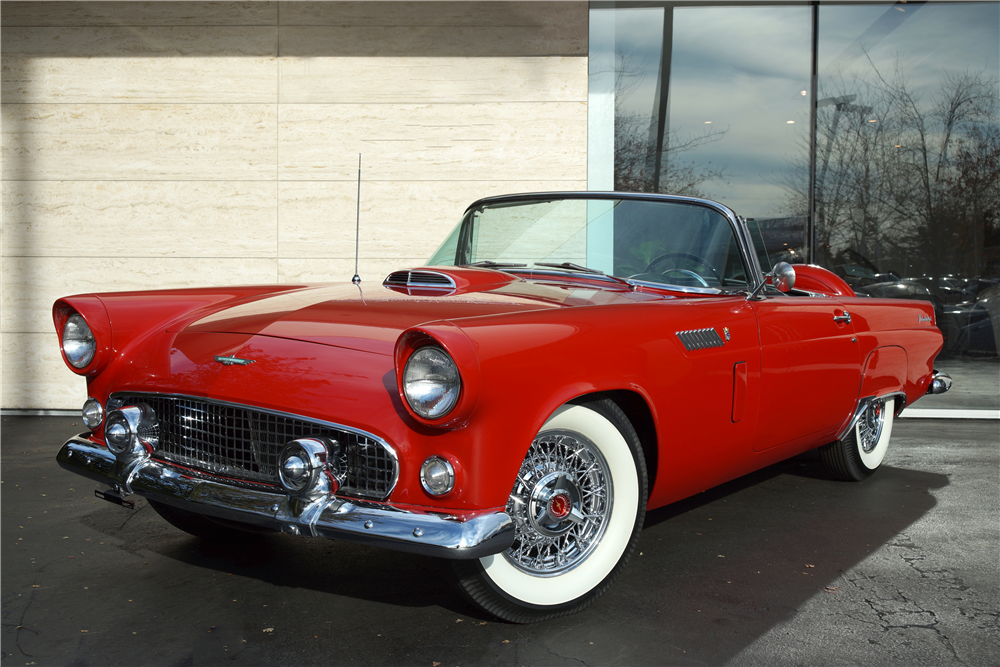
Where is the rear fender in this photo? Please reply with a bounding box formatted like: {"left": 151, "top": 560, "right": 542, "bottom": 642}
{"left": 859, "top": 346, "right": 908, "bottom": 414}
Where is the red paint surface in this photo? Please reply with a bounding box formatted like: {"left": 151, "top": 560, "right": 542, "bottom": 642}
{"left": 53, "top": 266, "right": 943, "bottom": 514}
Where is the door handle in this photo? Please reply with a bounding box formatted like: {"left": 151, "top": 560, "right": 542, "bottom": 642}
{"left": 833, "top": 311, "right": 851, "bottom": 324}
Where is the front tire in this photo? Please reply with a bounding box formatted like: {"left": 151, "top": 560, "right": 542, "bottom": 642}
{"left": 454, "top": 399, "right": 647, "bottom": 623}
{"left": 820, "top": 397, "right": 894, "bottom": 481}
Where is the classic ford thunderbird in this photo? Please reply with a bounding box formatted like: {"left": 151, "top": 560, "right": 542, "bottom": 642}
{"left": 54, "top": 192, "right": 952, "bottom": 622}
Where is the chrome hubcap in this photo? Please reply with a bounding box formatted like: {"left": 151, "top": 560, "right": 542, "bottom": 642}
{"left": 859, "top": 399, "right": 886, "bottom": 453}
{"left": 503, "top": 430, "right": 613, "bottom": 576}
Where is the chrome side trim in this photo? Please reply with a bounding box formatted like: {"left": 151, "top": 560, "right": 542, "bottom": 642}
{"left": 838, "top": 392, "right": 907, "bottom": 443}
{"left": 626, "top": 278, "right": 720, "bottom": 295}
{"left": 57, "top": 435, "right": 514, "bottom": 560}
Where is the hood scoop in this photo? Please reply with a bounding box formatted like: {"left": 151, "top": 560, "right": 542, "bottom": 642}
{"left": 382, "top": 270, "right": 458, "bottom": 294}
{"left": 382, "top": 267, "right": 517, "bottom": 296}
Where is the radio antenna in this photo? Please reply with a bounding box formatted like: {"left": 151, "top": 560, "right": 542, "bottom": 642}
{"left": 352, "top": 153, "right": 362, "bottom": 285}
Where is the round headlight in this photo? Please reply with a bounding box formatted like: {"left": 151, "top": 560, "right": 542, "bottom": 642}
{"left": 403, "top": 347, "right": 461, "bottom": 420}
{"left": 420, "top": 456, "right": 455, "bottom": 496}
{"left": 82, "top": 398, "right": 104, "bottom": 429}
{"left": 62, "top": 314, "right": 96, "bottom": 369}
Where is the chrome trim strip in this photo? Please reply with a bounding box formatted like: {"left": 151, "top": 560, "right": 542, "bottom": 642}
{"left": 626, "top": 278, "right": 720, "bottom": 295}
{"left": 838, "top": 392, "right": 907, "bottom": 443}
{"left": 108, "top": 391, "right": 400, "bottom": 499}
{"left": 57, "top": 435, "right": 513, "bottom": 560}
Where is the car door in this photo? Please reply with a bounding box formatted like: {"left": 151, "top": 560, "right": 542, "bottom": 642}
{"left": 750, "top": 295, "right": 861, "bottom": 452}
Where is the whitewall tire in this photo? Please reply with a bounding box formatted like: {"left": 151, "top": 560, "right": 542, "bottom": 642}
{"left": 820, "top": 397, "right": 894, "bottom": 481}
{"left": 454, "top": 398, "right": 647, "bottom": 623}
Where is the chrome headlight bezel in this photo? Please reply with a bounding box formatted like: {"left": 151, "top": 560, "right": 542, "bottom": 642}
{"left": 62, "top": 313, "right": 96, "bottom": 369}
{"left": 420, "top": 456, "right": 456, "bottom": 497}
{"left": 402, "top": 346, "right": 462, "bottom": 420}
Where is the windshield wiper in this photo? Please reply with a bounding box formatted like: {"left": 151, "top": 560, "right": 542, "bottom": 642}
{"left": 533, "top": 262, "right": 632, "bottom": 287}
{"left": 535, "top": 262, "right": 605, "bottom": 274}
{"left": 461, "top": 261, "right": 527, "bottom": 269}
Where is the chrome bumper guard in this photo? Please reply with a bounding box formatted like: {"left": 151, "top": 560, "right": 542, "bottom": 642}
{"left": 927, "top": 370, "right": 953, "bottom": 395}
{"left": 57, "top": 435, "right": 514, "bottom": 560}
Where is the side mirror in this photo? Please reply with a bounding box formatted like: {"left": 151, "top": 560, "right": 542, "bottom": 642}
{"left": 771, "top": 262, "right": 796, "bottom": 293}
{"left": 747, "top": 262, "right": 796, "bottom": 300}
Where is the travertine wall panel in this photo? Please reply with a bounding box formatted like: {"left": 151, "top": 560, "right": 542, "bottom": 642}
{"left": 2, "top": 27, "right": 279, "bottom": 103}
{"left": 278, "top": 179, "right": 586, "bottom": 262}
{"left": 0, "top": 2, "right": 278, "bottom": 26}
{"left": 278, "top": 56, "right": 587, "bottom": 104}
{"left": 278, "top": 103, "right": 587, "bottom": 181}
{"left": 278, "top": 258, "right": 428, "bottom": 286}
{"left": 278, "top": 25, "right": 583, "bottom": 58}
{"left": 2, "top": 334, "right": 86, "bottom": 412}
{"left": 279, "top": 1, "right": 585, "bottom": 41}
{"left": 3, "top": 256, "right": 280, "bottom": 334}
{"left": 2, "top": 181, "right": 279, "bottom": 257}
{"left": 2, "top": 104, "right": 278, "bottom": 180}
{"left": 1, "top": 1, "right": 589, "bottom": 409}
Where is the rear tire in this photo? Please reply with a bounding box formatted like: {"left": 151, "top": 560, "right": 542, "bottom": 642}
{"left": 454, "top": 398, "right": 647, "bottom": 623}
{"left": 148, "top": 499, "right": 273, "bottom": 539}
{"left": 820, "top": 397, "right": 894, "bottom": 481}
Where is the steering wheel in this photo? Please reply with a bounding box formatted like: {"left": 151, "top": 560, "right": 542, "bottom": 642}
{"left": 644, "top": 252, "right": 722, "bottom": 287}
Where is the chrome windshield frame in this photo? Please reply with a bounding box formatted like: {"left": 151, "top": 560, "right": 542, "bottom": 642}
{"left": 456, "top": 191, "right": 765, "bottom": 294}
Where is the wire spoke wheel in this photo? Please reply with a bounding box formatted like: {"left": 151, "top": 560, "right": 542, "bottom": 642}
{"left": 857, "top": 399, "right": 886, "bottom": 454}
{"left": 453, "top": 399, "right": 647, "bottom": 623}
{"left": 504, "top": 430, "right": 613, "bottom": 576}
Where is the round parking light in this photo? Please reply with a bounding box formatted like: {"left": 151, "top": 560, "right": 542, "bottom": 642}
{"left": 420, "top": 456, "right": 455, "bottom": 496}
{"left": 82, "top": 397, "right": 104, "bottom": 430}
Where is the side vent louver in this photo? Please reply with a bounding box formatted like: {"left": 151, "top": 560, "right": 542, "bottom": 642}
{"left": 383, "top": 271, "right": 457, "bottom": 289}
{"left": 676, "top": 328, "right": 725, "bottom": 351}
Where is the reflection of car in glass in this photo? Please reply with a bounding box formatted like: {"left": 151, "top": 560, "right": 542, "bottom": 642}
{"left": 54, "top": 192, "right": 951, "bottom": 623}
{"left": 828, "top": 246, "right": 998, "bottom": 358}
{"left": 829, "top": 248, "right": 901, "bottom": 288}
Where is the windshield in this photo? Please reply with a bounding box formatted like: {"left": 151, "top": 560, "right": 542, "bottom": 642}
{"left": 427, "top": 196, "right": 752, "bottom": 290}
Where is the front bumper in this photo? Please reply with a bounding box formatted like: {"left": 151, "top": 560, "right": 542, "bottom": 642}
{"left": 57, "top": 435, "right": 514, "bottom": 560}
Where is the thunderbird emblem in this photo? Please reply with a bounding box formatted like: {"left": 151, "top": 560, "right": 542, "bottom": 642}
{"left": 214, "top": 355, "right": 255, "bottom": 366}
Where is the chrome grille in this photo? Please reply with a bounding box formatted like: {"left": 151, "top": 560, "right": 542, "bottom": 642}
{"left": 108, "top": 393, "right": 397, "bottom": 499}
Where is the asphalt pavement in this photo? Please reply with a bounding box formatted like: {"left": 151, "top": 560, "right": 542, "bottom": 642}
{"left": 2, "top": 416, "right": 997, "bottom": 666}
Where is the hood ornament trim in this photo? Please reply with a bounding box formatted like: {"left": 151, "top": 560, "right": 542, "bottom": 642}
{"left": 214, "top": 355, "right": 255, "bottom": 366}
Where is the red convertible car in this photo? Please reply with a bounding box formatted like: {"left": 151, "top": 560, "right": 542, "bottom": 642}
{"left": 54, "top": 192, "right": 951, "bottom": 622}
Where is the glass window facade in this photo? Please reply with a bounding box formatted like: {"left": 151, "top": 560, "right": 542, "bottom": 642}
{"left": 590, "top": 1, "right": 1000, "bottom": 410}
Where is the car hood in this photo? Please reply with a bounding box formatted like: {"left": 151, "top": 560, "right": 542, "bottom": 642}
{"left": 181, "top": 268, "right": 663, "bottom": 356}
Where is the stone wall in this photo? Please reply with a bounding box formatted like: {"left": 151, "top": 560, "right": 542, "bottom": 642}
{"left": 1, "top": 1, "right": 589, "bottom": 409}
